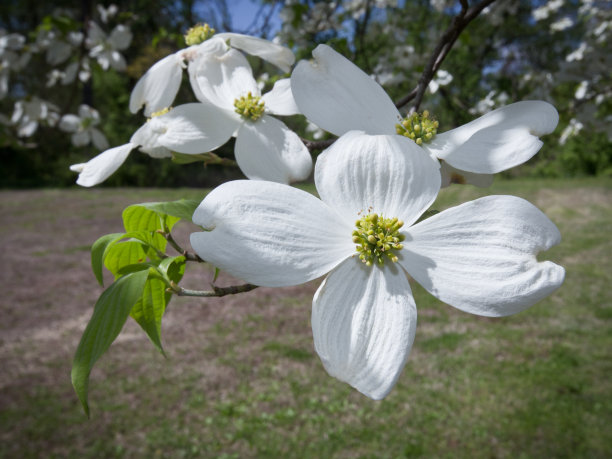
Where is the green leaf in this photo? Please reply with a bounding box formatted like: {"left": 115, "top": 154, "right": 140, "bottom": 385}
{"left": 158, "top": 255, "right": 186, "bottom": 281}
{"left": 130, "top": 274, "right": 169, "bottom": 356}
{"left": 123, "top": 205, "right": 180, "bottom": 252}
{"left": 130, "top": 199, "right": 201, "bottom": 223}
{"left": 91, "top": 233, "right": 124, "bottom": 286}
{"left": 116, "top": 262, "right": 154, "bottom": 276}
{"left": 130, "top": 257, "right": 185, "bottom": 356}
{"left": 92, "top": 231, "right": 156, "bottom": 286}
{"left": 104, "top": 240, "right": 148, "bottom": 278}
{"left": 71, "top": 270, "right": 149, "bottom": 417}
{"left": 168, "top": 259, "right": 186, "bottom": 284}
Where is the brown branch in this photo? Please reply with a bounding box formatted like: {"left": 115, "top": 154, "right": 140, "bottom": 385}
{"left": 170, "top": 283, "right": 259, "bottom": 297}
{"left": 159, "top": 230, "right": 203, "bottom": 262}
{"left": 395, "top": 0, "right": 498, "bottom": 111}
{"left": 354, "top": 0, "right": 374, "bottom": 73}
{"left": 159, "top": 231, "right": 258, "bottom": 298}
{"left": 301, "top": 137, "right": 336, "bottom": 151}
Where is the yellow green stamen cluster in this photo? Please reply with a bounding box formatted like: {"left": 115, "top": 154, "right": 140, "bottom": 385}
{"left": 234, "top": 92, "right": 265, "bottom": 121}
{"left": 148, "top": 107, "right": 172, "bottom": 121}
{"left": 353, "top": 213, "right": 405, "bottom": 267}
{"left": 184, "top": 23, "right": 215, "bottom": 46}
{"left": 395, "top": 110, "right": 439, "bottom": 145}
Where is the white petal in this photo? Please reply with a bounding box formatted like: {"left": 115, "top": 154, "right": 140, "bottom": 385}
{"left": 67, "top": 31, "right": 83, "bottom": 47}
{"left": 18, "top": 120, "right": 38, "bottom": 137}
{"left": 439, "top": 160, "right": 494, "bottom": 188}
{"left": 78, "top": 104, "right": 95, "bottom": 119}
{"left": 72, "top": 143, "right": 135, "bottom": 187}
{"left": 153, "top": 103, "right": 238, "bottom": 154}
{"left": 312, "top": 258, "right": 417, "bottom": 400}
{"left": 46, "top": 41, "right": 71, "bottom": 65}
{"left": 315, "top": 131, "right": 440, "bottom": 225}
{"left": 71, "top": 130, "right": 90, "bottom": 147}
{"left": 235, "top": 115, "right": 312, "bottom": 183}
{"left": 189, "top": 46, "right": 258, "bottom": 110}
{"left": 62, "top": 62, "right": 78, "bottom": 85}
{"left": 86, "top": 21, "right": 105, "bottom": 44}
{"left": 129, "top": 53, "right": 184, "bottom": 116}
{"left": 3, "top": 33, "right": 25, "bottom": 50}
{"left": 190, "top": 180, "right": 353, "bottom": 287}
{"left": 129, "top": 121, "right": 172, "bottom": 158}
{"left": 59, "top": 114, "right": 80, "bottom": 133}
{"left": 91, "top": 128, "right": 109, "bottom": 150}
{"left": 139, "top": 144, "right": 172, "bottom": 159}
{"left": 291, "top": 44, "right": 400, "bottom": 136}
{"left": 215, "top": 32, "right": 295, "bottom": 72}
{"left": 261, "top": 78, "right": 300, "bottom": 116}
{"left": 109, "top": 50, "right": 126, "bottom": 71}
{"left": 183, "top": 38, "right": 229, "bottom": 97}
{"left": 400, "top": 195, "right": 565, "bottom": 317}
{"left": 11, "top": 101, "right": 24, "bottom": 124}
{"left": 425, "top": 101, "right": 559, "bottom": 174}
{"left": 95, "top": 52, "right": 110, "bottom": 70}
{"left": 109, "top": 25, "right": 132, "bottom": 50}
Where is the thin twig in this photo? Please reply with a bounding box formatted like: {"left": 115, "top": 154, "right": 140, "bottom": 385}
{"left": 354, "top": 0, "right": 374, "bottom": 73}
{"left": 170, "top": 283, "right": 259, "bottom": 297}
{"left": 395, "top": 0, "right": 497, "bottom": 111}
{"left": 159, "top": 230, "right": 203, "bottom": 262}
{"left": 301, "top": 138, "right": 336, "bottom": 151}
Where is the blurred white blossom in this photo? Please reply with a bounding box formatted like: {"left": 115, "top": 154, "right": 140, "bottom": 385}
{"left": 574, "top": 80, "right": 588, "bottom": 100}
{"left": 533, "top": 0, "right": 564, "bottom": 21}
{"left": 59, "top": 105, "right": 109, "bottom": 150}
{"left": 97, "top": 4, "right": 118, "bottom": 24}
{"left": 550, "top": 17, "right": 574, "bottom": 32}
{"left": 559, "top": 118, "right": 583, "bottom": 145}
{"left": 428, "top": 69, "right": 453, "bottom": 94}
{"left": 86, "top": 22, "right": 132, "bottom": 71}
{"left": 11, "top": 98, "right": 59, "bottom": 137}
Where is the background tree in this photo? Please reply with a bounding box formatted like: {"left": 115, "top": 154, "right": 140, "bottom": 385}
{"left": 1, "top": 0, "right": 610, "bottom": 189}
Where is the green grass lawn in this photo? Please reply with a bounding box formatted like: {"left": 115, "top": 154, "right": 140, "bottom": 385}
{"left": 1, "top": 177, "right": 610, "bottom": 458}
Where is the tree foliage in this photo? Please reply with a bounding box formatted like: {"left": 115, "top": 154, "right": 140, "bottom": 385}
{"left": 0, "top": 0, "right": 609, "bottom": 189}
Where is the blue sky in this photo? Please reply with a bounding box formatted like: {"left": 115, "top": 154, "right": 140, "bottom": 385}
{"left": 225, "top": 0, "right": 282, "bottom": 35}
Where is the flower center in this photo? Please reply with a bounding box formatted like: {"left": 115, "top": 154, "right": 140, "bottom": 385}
{"left": 148, "top": 107, "right": 172, "bottom": 120}
{"left": 353, "top": 212, "right": 404, "bottom": 267}
{"left": 234, "top": 92, "right": 265, "bottom": 121}
{"left": 184, "top": 23, "right": 215, "bottom": 46}
{"left": 395, "top": 110, "right": 439, "bottom": 145}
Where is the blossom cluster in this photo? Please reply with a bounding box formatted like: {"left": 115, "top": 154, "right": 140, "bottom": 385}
{"left": 71, "top": 28, "right": 311, "bottom": 186}
{"left": 0, "top": 4, "right": 131, "bottom": 150}
{"left": 73, "top": 27, "right": 564, "bottom": 400}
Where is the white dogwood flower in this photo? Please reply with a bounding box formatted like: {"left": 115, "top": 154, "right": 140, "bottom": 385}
{"left": 129, "top": 32, "right": 295, "bottom": 117}
{"left": 155, "top": 43, "right": 312, "bottom": 184}
{"left": 59, "top": 104, "right": 109, "bottom": 150}
{"left": 70, "top": 104, "right": 233, "bottom": 186}
{"left": 190, "top": 131, "right": 565, "bottom": 400}
{"left": 97, "top": 4, "right": 118, "bottom": 24}
{"left": 11, "top": 97, "right": 59, "bottom": 137}
{"left": 291, "top": 45, "right": 559, "bottom": 187}
{"left": 86, "top": 22, "right": 132, "bottom": 71}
